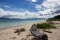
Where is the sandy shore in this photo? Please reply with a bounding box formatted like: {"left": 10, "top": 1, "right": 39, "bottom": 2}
{"left": 0, "top": 24, "right": 33, "bottom": 40}
{"left": 0, "top": 21, "right": 60, "bottom": 40}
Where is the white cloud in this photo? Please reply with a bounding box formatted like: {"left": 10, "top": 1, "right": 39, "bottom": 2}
{"left": 0, "top": 8, "right": 7, "bottom": 17}
{"left": 0, "top": 8, "right": 60, "bottom": 19}
{"left": 31, "top": 0, "right": 37, "bottom": 2}
{"left": 0, "top": 0, "right": 60, "bottom": 19}
{"left": 0, "top": 8, "right": 43, "bottom": 19}
{"left": 35, "top": 0, "right": 60, "bottom": 14}
{"left": 26, "top": 0, "right": 38, "bottom": 2}
{"left": 3, "top": 5, "right": 11, "bottom": 8}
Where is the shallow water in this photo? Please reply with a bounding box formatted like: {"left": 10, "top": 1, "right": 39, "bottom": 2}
{"left": 0, "top": 18, "right": 45, "bottom": 28}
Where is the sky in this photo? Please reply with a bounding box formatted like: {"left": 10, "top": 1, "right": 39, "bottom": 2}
{"left": 0, "top": 0, "right": 60, "bottom": 19}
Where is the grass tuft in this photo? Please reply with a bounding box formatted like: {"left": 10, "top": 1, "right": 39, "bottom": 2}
{"left": 36, "top": 23, "right": 56, "bottom": 29}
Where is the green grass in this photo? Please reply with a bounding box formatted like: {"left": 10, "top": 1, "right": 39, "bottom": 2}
{"left": 36, "top": 23, "right": 56, "bottom": 29}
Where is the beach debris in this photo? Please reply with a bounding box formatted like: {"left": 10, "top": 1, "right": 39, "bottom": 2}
{"left": 26, "top": 34, "right": 33, "bottom": 37}
{"left": 13, "top": 37, "right": 16, "bottom": 39}
{"left": 14, "top": 28, "right": 25, "bottom": 35}
{"left": 10, "top": 37, "right": 16, "bottom": 39}
{"left": 43, "top": 30, "right": 52, "bottom": 33}
{"left": 31, "top": 37, "right": 40, "bottom": 40}
{"left": 30, "top": 24, "right": 48, "bottom": 40}
{"left": 48, "top": 21, "right": 54, "bottom": 25}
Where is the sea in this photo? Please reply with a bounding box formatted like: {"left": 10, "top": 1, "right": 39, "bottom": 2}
{"left": 0, "top": 18, "right": 46, "bottom": 28}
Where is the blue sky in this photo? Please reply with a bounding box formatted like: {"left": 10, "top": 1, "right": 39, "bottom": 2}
{"left": 0, "top": 0, "right": 44, "bottom": 12}
{"left": 0, "top": 0, "right": 60, "bottom": 19}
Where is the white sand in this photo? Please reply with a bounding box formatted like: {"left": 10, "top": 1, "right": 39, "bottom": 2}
{"left": 0, "top": 21, "right": 60, "bottom": 40}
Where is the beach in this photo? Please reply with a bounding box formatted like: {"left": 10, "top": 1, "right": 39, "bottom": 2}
{"left": 0, "top": 21, "right": 60, "bottom": 40}
{"left": 0, "top": 0, "right": 60, "bottom": 40}
{"left": 0, "top": 24, "right": 32, "bottom": 40}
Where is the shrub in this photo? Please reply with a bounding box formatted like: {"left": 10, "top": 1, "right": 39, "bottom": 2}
{"left": 36, "top": 23, "right": 56, "bottom": 29}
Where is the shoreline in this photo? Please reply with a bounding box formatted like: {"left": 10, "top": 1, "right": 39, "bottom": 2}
{"left": 0, "top": 21, "right": 60, "bottom": 40}
{"left": 0, "top": 20, "right": 46, "bottom": 30}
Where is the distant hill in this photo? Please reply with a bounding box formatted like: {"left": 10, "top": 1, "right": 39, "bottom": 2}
{"left": 0, "top": 17, "right": 46, "bottom": 22}
{"left": 47, "top": 15, "right": 60, "bottom": 21}
{"left": 0, "top": 17, "right": 45, "bottom": 20}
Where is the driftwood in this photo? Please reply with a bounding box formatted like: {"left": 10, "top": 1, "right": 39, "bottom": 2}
{"left": 30, "top": 24, "right": 48, "bottom": 40}
{"left": 14, "top": 28, "right": 25, "bottom": 35}
{"left": 43, "top": 30, "right": 52, "bottom": 33}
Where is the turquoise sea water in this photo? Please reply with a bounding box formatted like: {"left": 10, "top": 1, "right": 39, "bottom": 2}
{"left": 0, "top": 18, "right": 45, "bottom": 28}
